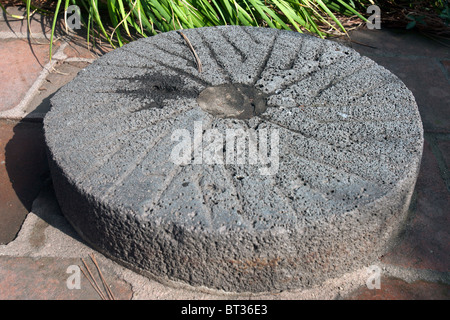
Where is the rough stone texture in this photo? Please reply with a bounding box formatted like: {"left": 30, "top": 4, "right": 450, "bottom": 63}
{"left": 44, "top": 26, "right": 424, "bottom": 293}
{"left": 346, "top": 29, "right": 450, "bottom": 133}
{"left": 362, "top": 56, "right": 450, "bottom": 133}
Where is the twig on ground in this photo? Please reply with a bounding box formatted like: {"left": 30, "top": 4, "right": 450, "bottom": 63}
{"left": 177, "top": 30, "right": 202, "bottom": 73}
{"left": 80, "top": 259, "right": 107, "bottom": 300}
{"left": 349, "top": 38, "right": 377, "bottom": 49}
{"left": 90, "top": 253, "right": 115, "bottom": 300}
{"left": 81, "top": 257, "right": 107, "bottom": 300}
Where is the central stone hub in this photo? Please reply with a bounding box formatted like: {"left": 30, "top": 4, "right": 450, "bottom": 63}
{"left": 197, "top": 84, "right": 267, "bottom": 120}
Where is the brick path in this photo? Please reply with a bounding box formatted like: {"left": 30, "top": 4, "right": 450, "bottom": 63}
{"left": 0, "top": 6, "right": 448, "bottom": 300}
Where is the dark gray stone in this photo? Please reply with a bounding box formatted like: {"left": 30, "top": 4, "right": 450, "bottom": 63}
{"left": 44, "top": 26, "right": 424, "bottom": 293}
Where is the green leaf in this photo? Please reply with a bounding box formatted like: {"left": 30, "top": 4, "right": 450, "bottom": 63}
{"left": 315, "top": 0, "right": 346, "bottom": 32}
{"left": 117, "top": 0, "right": 131, "bottom": 36}
{"left": 26, "top": 0, "right": 374, "bottom": 51}
{"left": 334, "top": 0, "right": 368, "bottom": 22}
{"left": 89, "top": 0, "right": 115, "bottom": 48}
{"left": 107, "top": 0, "right": 124, "bottom": 46}
{"left": 246, "top": 0, "right": 277, "bottom": 28}
{"left": 49, "top": 0, "right": 62, "bottom": 60}
{"left": 406, "top": 20, "right": 416, "bottom": 29}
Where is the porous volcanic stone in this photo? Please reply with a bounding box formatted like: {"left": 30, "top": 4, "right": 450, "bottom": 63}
{"left": 44, "top": 26, "right": 424, "bottom": 293}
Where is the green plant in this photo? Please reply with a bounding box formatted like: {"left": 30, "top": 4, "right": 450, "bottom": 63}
{"left": 439, "top": 2, "right": 450, "bottom": 24}
{"left": 2, "top": 0, "right": 372, "bottom": 57}
{"left": 376, "top": 0, "right": 450, "bottom": 35}
{"left": 406, "top": 14, "right": 426, "bottom": 29}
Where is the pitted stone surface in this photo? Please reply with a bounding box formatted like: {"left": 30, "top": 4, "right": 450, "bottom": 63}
{"left": 44, "top": 26, "right": 424, "bottom": 293}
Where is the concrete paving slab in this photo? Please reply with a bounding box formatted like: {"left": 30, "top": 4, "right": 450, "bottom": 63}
{"left": 381, "top": 140, "right": 450, "bottom": 272}
{"left": 348, "top": 28, "right": 450, "bottom": 59}
{"left": 24, "top": 60, "right": 91, "bottom": 117}
{"left": 63, "top": 32, "right": 114, "bottom": 59}
{"left": 437, "top": 138, "right": 450, "bottom": 175}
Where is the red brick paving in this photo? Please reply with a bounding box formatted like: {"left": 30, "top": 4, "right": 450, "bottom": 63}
{"left": 0, "top": 6, "right": 56, "bottom": 37}
{"left": 0, "top": 256, "right": 133, "bottom": 300}
{"left": 0, "top": 39, "right": 53, "bottom": 112}
{"left": 348, "top": 277, "right": 450, "bottom": 300}
{"left": 0, "top": 120, "right": 48, "bottom": 244}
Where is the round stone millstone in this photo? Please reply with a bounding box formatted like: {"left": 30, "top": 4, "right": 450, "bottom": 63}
{"left": 44, "top": 26, "right": 424, "bottom": 293}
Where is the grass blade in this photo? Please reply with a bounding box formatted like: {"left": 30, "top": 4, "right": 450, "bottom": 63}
{"left": 117, "top": 0, "right": 131, "bottom": 36}
{"left": 315, "top": 0, "right": 347, "bottom": 32}
{"left": 333, "top": 0, "right": 368, "bottom": 22}
{"left": 89, "top": 0, "right": 116, "bottom": 48}
{"left": 49, "top": 0, "right": 62, "bottom": 60}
